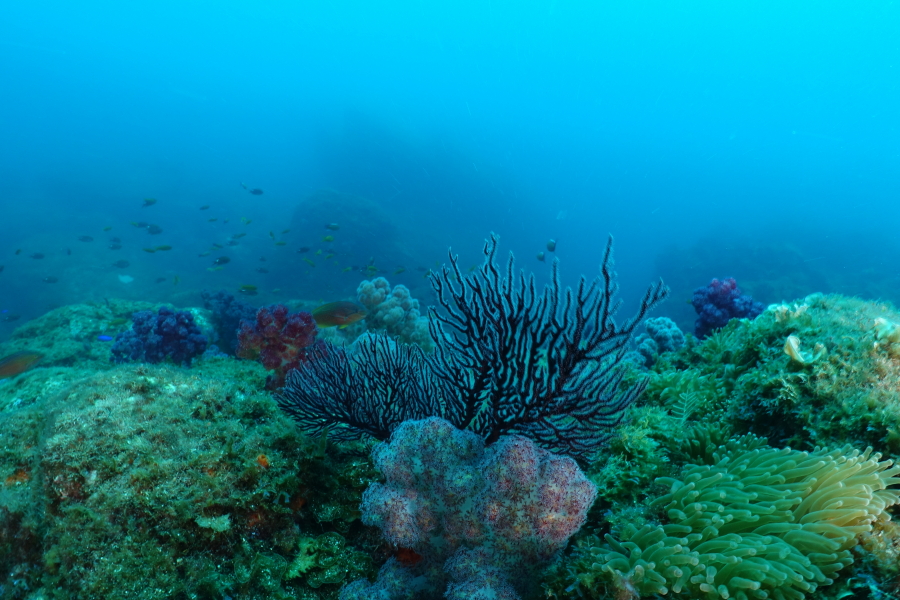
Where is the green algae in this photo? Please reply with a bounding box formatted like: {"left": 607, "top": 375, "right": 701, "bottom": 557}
{"left": 0, "top": 359, "right": 379, "bottom": 599}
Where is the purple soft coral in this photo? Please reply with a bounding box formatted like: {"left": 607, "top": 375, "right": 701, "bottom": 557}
{"left": 111, "top": 307, "right": 208, "bottom": 366}
{"left": 691, "top": 277, "right": 764, "bottom": 339}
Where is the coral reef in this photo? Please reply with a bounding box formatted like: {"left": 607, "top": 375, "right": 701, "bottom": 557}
{"left": 549, "top": 430, "right": 900, "bottom": 600}
{"left": 356, "top": 277, "right": 432, "bottom": 350}
{"left": 0, "top": 360, "right": 379, "bottom": 599}
{"left": 0, "top": 299, "right": 158, "bottom": 370}
{"left": 237, "top": 304, "right": 319, "bottom": 390}
{"left": 341, "top": 417, "right": 597, "bottom": 599}
{"left": 110, "top": 306, "right": 208, "bottom": 366}
{"left": 692, "top": 277, "right": 764, "bottom": 338}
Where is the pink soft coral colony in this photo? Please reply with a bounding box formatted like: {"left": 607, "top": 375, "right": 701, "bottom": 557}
{"left": 237, "top": 304, "right": 319, "bottom": 389}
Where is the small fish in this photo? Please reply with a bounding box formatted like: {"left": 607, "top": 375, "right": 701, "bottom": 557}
{"left": 97, "top": 335, "right": 113, "bottom": 342}
{"left": 112, "top": 260, "right": 130, "bottom": 268}
{"left": 394, "top": 267, "right": 406, "bottom": 275}
{"left": 146, "top": 224, "right": 163, "bottom": 235}
{"left": 325, "top": 223, "right": 340, "bottom": 231}
{"left": 296, "top": 247, "right": 311, "bottom": 254}
{"left": 241, "top": 217, "right": 252, "bottom": 225}
{"left": 302, "top": 258, "right": 315, "bottom": 267}
{"left": 213, "top": 256, "right": 231, "bottom": 266}
{"left": 173, "top": 275, "right": 180, "bottom": 286}
{"left": 2, "top": 315, "right": 20, "bottom": 322}
{"left": 103, "top": 226, "right": 112, "bottom": 231}
{"left": 342, "top": 267, "right": 353, "bottom": 273}
{"left": 239, "top": 285, "right": 258, "bottom": 296}
{"left": 536, "top": 252, "right": 545, "bottom": 262}
{"left": 109, "top": 318, "right": 130, "bottom": 326}
{"left": 108, "top": 244, "right": 123, "bottom": 250}
{"left": 198, "top": 251, "right": 211, "bottom": 257}
{"left": 132, "top": 221, "right": 148, "bottom": 228}
{"left": 200, "top": 205, "right": 210, "bottom": 210}
{"left": 546, "top": 239, "right": 557, "bottom": 252}
{"left": 155, "top": 277, "right": 166, "bottom": 283}
{"left": 30, "top": 253, "right": 44, "bottom": 259}
{"left": 78, "top": 236, "right": 94, "bottom": 242}
{"left": 226, "top": 240, "right": 240, "bottom": 246}
{"left": 322, "top": 235, "right": 335, "bottom": 242}
{"left": 232, "top": 233, "right": 247, "bottom": 239}
{"left": 0, "top": 351, "right": 44, "bottom": 379}
{"left": 143, "top": 248, "right": 157, "bottom": 253}
{"left": 43, "top": 276, "right": 59, "bottom": 283}
{"left": 423, "top": 270, "right": 433, "bottom": 279}
{"left": 312, "top": 301, "right": 368, "bottom": 328}
{"left": 142, "top": 198, "right": 157, "bottom": 207}
{"left": 281, "top": 229, "right": 290, "bottom": 234}
{"left": 223, "top": 219, "right": 230, "bottom": 224}
{"left": 259, "top": 256, "right": 267, "bottom": 262}
{"left": 65, "top": 248, "right": 71, "bottom": 256}
{"left": 416, "top": 266, "right": 427, "bottom": 272}
{"left": 274, "top": 241, "right": 287, "bottom": 246}
{"left": 249, "top": 189, "right": 263, "bottom": 195}
{"left": 315, "top": 249, "right": 323, "bottom": 256}
{"left": 325, "top": 253, "right": 335, "bottom": 260}
{"left": 269, "top": 231, "right": 275, "bottom": 240}
{"left": 154, "top": 245, "right": 172, "bottom": 251}
{"left": 256, "top": 267, "right": 269, "bottom": 273}
{"left": 208, "top": 218, "right": 218, "bottom": 222}
{"left": 0, "top": 265, "right": 3, "bottom": 274}
{"left": 15, "top": 249, "right": 21, "bottom": 255}
{"left": 468, "top": 265, "right": 477, "bottom": 273}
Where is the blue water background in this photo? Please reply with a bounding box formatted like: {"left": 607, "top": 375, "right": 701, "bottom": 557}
{"left": 2, "top": 1, "right": 898, "bottom": 336}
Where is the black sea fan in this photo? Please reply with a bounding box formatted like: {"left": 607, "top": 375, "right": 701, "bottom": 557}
{"left": 427, "top": 233, "right": 668, "bottom": 458}
{"left": 277, "top": 234, "right": 668, "bottom": 459}
{"left": 276, "top": 334, "right": 445, "bottom": 441}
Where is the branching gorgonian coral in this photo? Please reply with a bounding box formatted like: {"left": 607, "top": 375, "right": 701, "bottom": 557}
{"left": 278, "top": 234, "right": 667, "bottom": 459}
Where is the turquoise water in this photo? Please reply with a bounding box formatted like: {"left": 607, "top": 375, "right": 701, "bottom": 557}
{"left": 2, "top": 1, "right": 898, "bottom": 335}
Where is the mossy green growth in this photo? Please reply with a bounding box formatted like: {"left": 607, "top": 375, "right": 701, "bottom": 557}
{"left": 0, "top": 360, "right": 379, "bottom": 599}
{"left": 0, "top": 299, "right": 159, "bottom": 371}
{"left": 547, "top": 430, "right": 900, "bottom": 600}
{"left": 286, "top": 532, "right": 373, "bottom": 588}
{"left": 641, "top": 293, "right": 900, "bottom": 451}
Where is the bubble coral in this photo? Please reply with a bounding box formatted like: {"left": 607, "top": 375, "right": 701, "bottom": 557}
{"left": 237, "top": 304, "right": 319, "bottom": 389}
{"left": 357, "top": 277, "right": 432, "bottom": 350}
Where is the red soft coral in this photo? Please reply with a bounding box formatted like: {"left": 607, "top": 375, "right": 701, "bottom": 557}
{"left": 237, "top": 304, "right": 319, "bottom": 389}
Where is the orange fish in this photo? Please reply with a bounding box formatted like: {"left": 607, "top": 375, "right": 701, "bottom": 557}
{"left": 311, "top": 301, "right": 368, "bottom": 328}
{"left": 0, "top": 351, "right": 44, "bottom": 379}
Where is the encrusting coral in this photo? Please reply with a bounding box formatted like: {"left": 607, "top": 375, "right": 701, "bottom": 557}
{"left": 552, "top": 429, "right": 900, "bottom": 600}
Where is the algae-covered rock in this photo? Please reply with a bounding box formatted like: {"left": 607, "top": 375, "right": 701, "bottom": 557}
{"left": 0, "top": 360, "right": 379, "bottom": 599}
{"left": 0, "top": 299, "right": 217, "bottom": 372}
